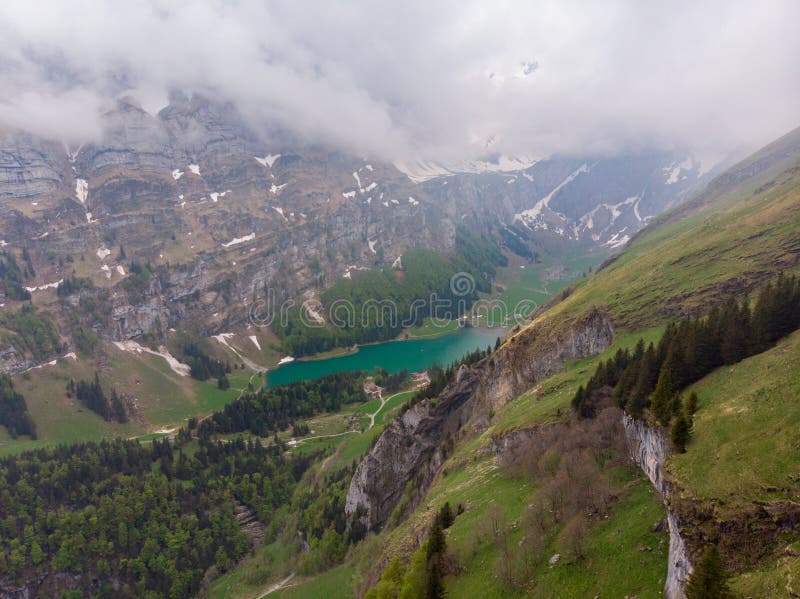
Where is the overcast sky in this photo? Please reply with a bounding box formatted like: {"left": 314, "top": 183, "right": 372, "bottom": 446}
{"left": 0, "top": 0, "right": 798, "bottom": 164}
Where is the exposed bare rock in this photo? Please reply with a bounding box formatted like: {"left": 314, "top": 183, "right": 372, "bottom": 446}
{"left": 623, "top": 414, "right": 692, "bottom": 599}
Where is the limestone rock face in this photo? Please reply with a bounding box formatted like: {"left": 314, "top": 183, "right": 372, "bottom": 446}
{"left": 622, "top": 414, "right": 692, "bottom": 599}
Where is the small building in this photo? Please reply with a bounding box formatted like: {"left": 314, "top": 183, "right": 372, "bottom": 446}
{"left": 364, "top": 381, "right": 383, "bottom": 397}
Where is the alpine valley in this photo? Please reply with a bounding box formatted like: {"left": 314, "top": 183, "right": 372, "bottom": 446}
{"left": 1, "top": 21, "right": 799, "bottom": 599}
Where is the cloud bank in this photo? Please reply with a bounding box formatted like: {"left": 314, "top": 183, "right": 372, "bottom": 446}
{"left": 0, "top": 0, "right": 798, "bottom": 163}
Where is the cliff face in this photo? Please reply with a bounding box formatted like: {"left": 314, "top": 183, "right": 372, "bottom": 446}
{"left": 622, "top": 414, "right": 692, "bottom": 599}
{"left": 345, "top": 306, "right": 615, "bottom": 529}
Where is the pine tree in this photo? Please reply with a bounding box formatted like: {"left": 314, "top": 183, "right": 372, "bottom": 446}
{"left": 571, "top": 385, "right": 588, "bottom": 418}
{"left": 438, "top": 502, "right": 455, "bottom": 529}
{"left": 685, "top": 391, "right": 699, "bottom": 416}
{"left": 426, "top": 518, "right": 445, "bottom": 559}
{"left": 650, "top": 365, "right": 674, "bottom": 425}
{"left": 671, "top": 412, "right": 691, "bottom": 453}
{"left": 685, "top": 545, "right": 732, "bottom": 599}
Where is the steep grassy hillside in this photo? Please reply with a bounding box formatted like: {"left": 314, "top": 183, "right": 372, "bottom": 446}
{"left": 514, "top": 126, "right": 800, "bottom": 334}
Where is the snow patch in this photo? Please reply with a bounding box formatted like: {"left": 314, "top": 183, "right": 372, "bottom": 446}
{"left": 408, "top": 196, "right": 419, "bottom": 206}
{"left": 113, "top": 340, "right": 190, "bottom": 377}
{"left": 222, "top": 232, "right": 255, "bottom": 248}
{"left": 96, "top": 247, "right": 111, "bottom": 260}
{"left": 278, "top": 356, "right": 295, "bottom": 365}
{"left": 24, "top": 279, "right": 63, "bottom": 293}
{"left": 64, "top": 143, "right": 83, "bottom": 163}
{"left": 188, "top": 164, "right": 201, "bottom": 176}
{"left": 368, "top": 239, "right": 377, "bottom": 254}
{"left": 270, "top": 183, "right": 288, "bottom": 195}
{"left": 604, "top": 233, "right": 631, "bottom": 249}
{"left": 116, "top": 265, "right": 126, "bottom": 276}
{"left": 663, "top": 157, "right": 693, "bottom": 184}
{"left": 209, "top": 190, "right": 230, "bottom": 203}
{"left": 171, "top": 169, "right": 184, "bottom": 180}
{"left": 254, "top": 154, "right": 281, "bottom": 168}
{"left": 365, "top": 182, "right": 377, "bottom": 192}
{"left": 75, "top": 179, "right": 88, "bottom": 205}
{"left": 342, "top": 190, "right": 356, "bottom": 199}
{"left": 249, "top": 335, "right": 262, "bottom": 351}
{"left": 365, "top": 164, "right": 374, "bottom": 171}
{"left": 515, "top": 163, "right": 590, "bottom": 225}
{"left": 522, "top": 172, "right": 535, "bottom": 182}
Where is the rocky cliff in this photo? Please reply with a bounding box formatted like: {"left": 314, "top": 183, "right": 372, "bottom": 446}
{"left": 345, "top": 306, "right": 615, "bottom": 529}
{"left": 622, "top": 414, "right": 692, "bottom": 599}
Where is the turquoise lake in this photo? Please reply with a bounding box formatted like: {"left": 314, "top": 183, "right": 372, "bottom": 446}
{"left": 266, "top": 327, "right": 503, "bottom": 387}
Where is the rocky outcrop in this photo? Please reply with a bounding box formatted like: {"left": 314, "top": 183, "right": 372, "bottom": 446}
{"left": 345, "top": 306, "right": 615, "bottom": 529}
{"left": 622, "top": 414, "right": 692, "bottom": 599}
{"left": 345, "top": 365, "right": 482, "bottom": 529}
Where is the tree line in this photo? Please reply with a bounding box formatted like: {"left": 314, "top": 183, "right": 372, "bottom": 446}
{"left": 0, "top": 251, "right": 31, "bottom": 301}
{"left": 66, "top": 373, "right": 127, "bottom": 423}
{"left": 177, "top": 337, "right": 230, "bottom": 382}
{"left": 0, "top": 374, "right": 36, "bottom": 438}
{"left": 200, "top": 371, "right": 366, "bottom": 437}
{"left": 572, "top": 274, "right": 800, "bottom": 449}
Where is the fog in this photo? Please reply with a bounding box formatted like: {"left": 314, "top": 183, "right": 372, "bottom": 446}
{"left": 0, "top": 0, "right": 798, "bottom": 163}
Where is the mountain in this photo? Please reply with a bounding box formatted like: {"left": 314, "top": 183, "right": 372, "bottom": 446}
{"left": 0, "top": 94, "right": 714, "bottom": 373}
{"left": 345, "top": 126, "right": 800, "bottom": 597}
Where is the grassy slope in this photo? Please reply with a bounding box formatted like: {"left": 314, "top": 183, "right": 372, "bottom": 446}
{"left": 670, "top": 329, "right": 800, "bottom": 509}
{"left": 511, "top": 132, "right": 800, "bottom": 337}
{"left": 0, "top": 340, "right": 250, "bottom": 456}
{"left": 667, "top": 329, "right": 800, "bottom": 597}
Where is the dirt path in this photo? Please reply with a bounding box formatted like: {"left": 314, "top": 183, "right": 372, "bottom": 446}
{"left": 255, "top": 572, "right": 295, "bottom": 598}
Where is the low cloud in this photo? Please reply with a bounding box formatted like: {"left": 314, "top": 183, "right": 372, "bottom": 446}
{"left": 0, "top": 0, "right": 798, "bottom": 162}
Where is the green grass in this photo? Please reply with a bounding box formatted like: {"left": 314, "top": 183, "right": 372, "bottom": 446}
{"left": 668, "top": 329, "right": 800, "bottom": 512}
{"left": 374, "top": 391, "right": 414, "bottom": 426}
{"left": 509, "top": 476, "right": 667, "bottom": 599}
{"left": 0, "top": 342, "right": 254, "bottom": 456}
{"left": 209, "top": 540, "right": 294, "bottom": 598}
{"left": 491, "top": 246, "right": 603, "bottom": 326}
{"left": 397, "top": 318, "right": 459, "bottom": 339}
{"left": 729, "top": 537, "right": 800, "bottom": 598}
{"left": 272, "top": 565, "right": 354, "bottom": 598}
